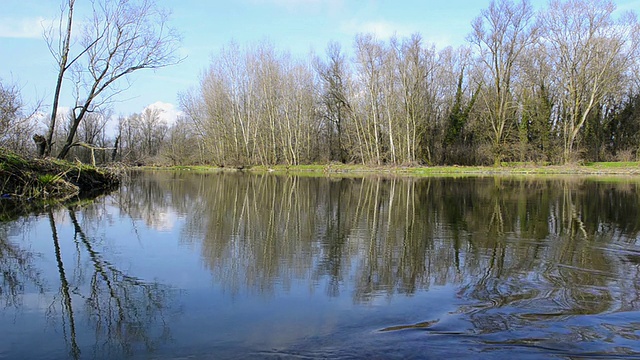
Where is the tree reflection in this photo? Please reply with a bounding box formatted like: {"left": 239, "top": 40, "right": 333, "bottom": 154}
{"left": 48, "top": 209, "right": 81, "bottom": 359}
{"left": 0, "top": 204, "right": 174, "bottom": 359}
{"left": 67, "top": 208, "right": 172, "bottom": 357}
{"left": 0, "top": 218, "right": 45, "bottom": 308}
{"left": 114, "top": 172, "right": 640, "bottom": 335}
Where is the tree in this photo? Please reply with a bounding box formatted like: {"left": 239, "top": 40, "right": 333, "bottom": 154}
{"left": 41, "top": 0, "right": 75, "bottom": 157}
{"left": 354, "top": 34, "right": 385, "bottom": 165}
{"left": 315, "top": 42, "right": 352, "bottom": 163}
{"left": 469, "top": 0, "right": 538, "bottom": 165}
{"left": 443, "top": 66, "right": 480, "bottom": 164}
{"left": 172, "top": 2, "right": 638, "bottom": 167}
{"left": 516, "top": 38, "right": 557, "bottom": 163}
{"left": 112, "top": 108, "right": 167, "bottom": 164}
{"left": 0, "top": 80, "right": 38, "bottom": 154}
{"left": 279, "top": 59, "right": 319, "bottom": 165}
{"left": 394, "top": 34, "right": 430, "bottom": 164}
{"left": 62, "top": 108, "right": 112, "bottom": 164}
{"left": 43, "top": 0, "right": 181, "bottom": 159}
{"left": 162, "top": 117, "right": 198, "bottom": 165}
{"left": 139, "top": 107, "right": 167, "bottom": 158}
{"left": 116, "top": 114, "right": 142, "bottom": 162}
{"left": 541, "top": 0, "right": 640, "bottom": 163}
{"left": 603, "top": 93, "right": 640, "bottom": 159}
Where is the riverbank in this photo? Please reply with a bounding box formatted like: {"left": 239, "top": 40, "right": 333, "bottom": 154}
{"left": 150, "top": 162, "right": 640, "bottom": 176}
{"left": 0, "top": 149, "right": 120, "bottom": 218}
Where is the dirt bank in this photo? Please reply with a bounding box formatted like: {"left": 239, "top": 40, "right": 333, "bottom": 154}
{"left": 0, "top": 149, "right": 119, "bottom": 217}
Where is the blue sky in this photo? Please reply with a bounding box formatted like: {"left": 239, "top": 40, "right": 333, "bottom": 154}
{"left": 1, "top": 0, "right": 639, "bottom": 125}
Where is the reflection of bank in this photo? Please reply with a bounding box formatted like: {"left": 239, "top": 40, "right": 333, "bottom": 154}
{"left": 169, "top": 174, "right": 640, "bottom": 313}
{"left": 0, "top": 206, "right": 175, "bottom": 360}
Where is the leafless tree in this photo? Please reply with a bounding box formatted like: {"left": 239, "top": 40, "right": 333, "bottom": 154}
{"left": 354, "top": 34, "right": 385, "bottom": 164}
{"left": 162, "top": 116, "right": 198, "bottom": 165}
{"left": 0, "top": 80, "right": 39, "bottom": 154}
{"left": 469, "top": 0, "right": 538, "bottom": 165}
{"left": 139, "top": 107, "right": 167, "bottom": 158}
{"left": 541, "top": 0, "right": 640, "bottom": 163}
{"left": 176, "top": 3, "right": 639, "bottom": 167}
{"left": 315, "top": 42, "right": 352, "bottom": 163}
{"left": 43, "top": 0, "right": 181, "bottom": 160}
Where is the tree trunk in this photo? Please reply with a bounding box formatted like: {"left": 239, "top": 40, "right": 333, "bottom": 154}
{"left": 46, "top": 0, "right": 75, "bottom": 157}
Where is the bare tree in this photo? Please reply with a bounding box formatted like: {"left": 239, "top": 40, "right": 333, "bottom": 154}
{"left": 116, "top": 114, "right": 141, "bottom": 162}
{"left": 394, "top": 35, "right": 422, "bottom": 164}
{"left": 517, "top": 41, "right": 557, "bottom": 162}
{"left": 43, "top": 0, "right": 181, "bottom": 160}
{"left": 74, "top": 108, "right": 111, "bottom": 163}
{"left": 78, "top": 109, "right": 110, "bottom": 145}
{"left": 315, "top": 42, "right": 352, "bottom": 163}
{"left": 541, "top": 0, "right": 640, "bottom": 163}
{"left": 162, "top": 116, "right": 198, "bottom": 165}
{"left": 193, "top": 42, "right": 256, "bottom": 166}
{"left": 469, "top": 0, "right": 538, "bottom": 165}
{"left": 139, "top": 107, "right": 167, "bottom": 158}
{"left": 174, "top": 2, "right": 638, "bottom": 167}
{"left": 279, "top": 59, "right": 318, "bottom": 165}
{"left": 0, "top": 80, "right": 39, "bottom": 154}
{"left": 354, "top": 34, "right": 385, "bottom": 165}
{"left": 42, "top": 0, "right": 75, "bottom": 157}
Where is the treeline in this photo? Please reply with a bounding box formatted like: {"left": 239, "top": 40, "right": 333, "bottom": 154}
{"left": 178, "top": 0, "right": 640, "bottom": 166}
{"left": 1, "top": 0, "right": 640, "bottom": 166}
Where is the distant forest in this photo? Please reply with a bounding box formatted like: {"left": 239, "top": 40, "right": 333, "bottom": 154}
{"left": 1, "top": 0, "right": 639, "bottom": 166}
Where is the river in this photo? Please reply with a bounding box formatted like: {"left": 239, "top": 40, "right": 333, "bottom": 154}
{"left": 1, "top": 171, "right": 640, "bottom": 359}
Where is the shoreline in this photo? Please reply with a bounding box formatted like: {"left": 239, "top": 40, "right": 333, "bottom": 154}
{"left": 0, "top": 149, "right": 120, "bottom": 220}
{"left": 139, "top": 162, "right": 640, "bottom": 177}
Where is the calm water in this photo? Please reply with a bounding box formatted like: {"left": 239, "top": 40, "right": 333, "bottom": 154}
{"left": 2, "top": 171, "right": 640, "bottom": 359}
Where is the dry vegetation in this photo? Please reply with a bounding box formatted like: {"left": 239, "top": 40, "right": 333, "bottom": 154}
{"left": 0, "top": 148, "right": 119, "bottom": 203}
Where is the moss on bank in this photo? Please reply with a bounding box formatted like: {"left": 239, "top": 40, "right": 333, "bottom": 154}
{"left": 0, "top": 148, "right": 120, "bottom": 216}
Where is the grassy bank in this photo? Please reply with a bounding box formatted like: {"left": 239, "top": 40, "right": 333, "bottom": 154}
{"left": 0, "top": 148, "right": 120, "bottom": 204}
{"left": 140, "top": 162, "right": 640, "bottom": 177}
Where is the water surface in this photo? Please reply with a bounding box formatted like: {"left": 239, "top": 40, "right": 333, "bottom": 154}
{"left": 2, "top": 171, "right": 640, "bottom": 359}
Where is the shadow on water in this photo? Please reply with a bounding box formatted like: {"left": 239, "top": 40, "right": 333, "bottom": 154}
{"left": 3, "top": 170, "right": 640, "bottom": 358}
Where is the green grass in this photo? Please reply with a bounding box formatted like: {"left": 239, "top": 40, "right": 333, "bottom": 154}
{"left": 582, "top": 161, "right": 640, "bottom": 168}
{"left": 139, "top": 165, "right": 224, "bottom": 173}
{"left": 1, "top": 150, "right": 28, "bottom": 167}
{"left": 1, "top": 149, "right": 119, "bottom": 199}
{"left": 133, "top": 161, "right": 640, "bottom": 177}
{"left": 37, "top": 173, "right": 61, "bottom": 185}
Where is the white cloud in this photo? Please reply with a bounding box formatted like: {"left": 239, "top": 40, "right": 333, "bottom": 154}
{"left": 143, "top": 101, "right": 183, "bottom": 126}
{"left": 0, "top": 17, "right": 47, "bottom": 39}
{"left": 146, "top": 210, "right": 176, "bottom": 232}
{"left": 339, "top": 18, "right": 463, "bottom": 49}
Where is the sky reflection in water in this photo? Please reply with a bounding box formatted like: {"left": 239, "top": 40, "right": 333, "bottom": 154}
{"left": 1, "top": 171, "right": 640, "bottom": 359}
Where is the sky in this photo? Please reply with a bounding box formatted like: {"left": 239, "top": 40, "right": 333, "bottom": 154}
{"left": 1, "top": 0, "right": 639, "bottom": 128}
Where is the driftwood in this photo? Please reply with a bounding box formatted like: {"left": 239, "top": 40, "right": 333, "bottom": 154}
{"left": 32, "top": 135, "right": 115, "bottom": 166}
{"left": 71, "top": 142, "right": 115, "bottom": 166}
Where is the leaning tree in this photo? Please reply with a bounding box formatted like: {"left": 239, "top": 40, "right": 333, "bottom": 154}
{"left": 40, "top": 0, "right": 181, "bottom": 159}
